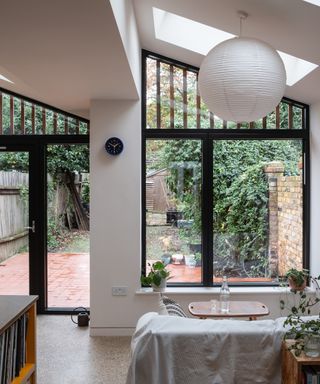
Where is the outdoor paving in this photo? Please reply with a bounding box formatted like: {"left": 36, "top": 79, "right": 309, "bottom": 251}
{"left": 0, "top": 252, "right": 89, "bottom": 308}
{"left": 0, "top": 254, "right": 272, "bottom": 308}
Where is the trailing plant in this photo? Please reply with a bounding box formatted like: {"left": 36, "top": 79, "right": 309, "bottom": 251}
{"left": 141, "top": 261, "right": 171, "bottom": 287}
{"left": 286, "top": 268, "right": 309, "bottom": 291}
{"left": 280, "top": 274, "right": 320, "bottom": 356}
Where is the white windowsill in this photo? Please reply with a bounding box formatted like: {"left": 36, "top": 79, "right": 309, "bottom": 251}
{"left": 135, "top": 286, "right": 316, "bottom": 295}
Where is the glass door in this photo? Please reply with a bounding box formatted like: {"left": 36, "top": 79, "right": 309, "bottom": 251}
{"left": 46, "top": 144, "right": 90, "bottom": 308}
{"left": 0, "top": 149, "right": 31, "bottom": 294}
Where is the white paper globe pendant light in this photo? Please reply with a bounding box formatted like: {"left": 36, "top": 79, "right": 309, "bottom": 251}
{"left": 198, "top": 12, "right": 286, "bottom": 123}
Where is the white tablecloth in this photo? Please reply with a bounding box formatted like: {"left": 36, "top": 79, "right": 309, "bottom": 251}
{"left": 126, "top": 313, "right": 287, "bottom": 384}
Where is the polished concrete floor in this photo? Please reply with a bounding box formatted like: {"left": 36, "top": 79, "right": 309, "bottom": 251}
{"left": 37, "top": 315, "right": 131, "bottom": 384}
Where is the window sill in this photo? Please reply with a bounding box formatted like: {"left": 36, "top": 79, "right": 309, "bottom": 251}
{"left": 135, "top": 286, "right": 316, "bottom": 295}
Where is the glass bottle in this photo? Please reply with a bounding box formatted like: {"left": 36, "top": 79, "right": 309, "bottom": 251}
{"left": 220, "top": 276, "right": 230, "bottom": 313}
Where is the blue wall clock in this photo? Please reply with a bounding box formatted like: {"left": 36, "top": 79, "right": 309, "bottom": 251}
{"left": 105, "top": 137, "right": 124, "bottom": 155}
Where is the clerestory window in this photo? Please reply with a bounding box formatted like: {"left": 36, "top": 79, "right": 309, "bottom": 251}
{"left": 142, "top": 50, "right": 309, "bottom": 286}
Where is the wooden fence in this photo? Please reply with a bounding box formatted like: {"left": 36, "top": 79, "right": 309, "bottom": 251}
{"left": 0, "top": 171, "right": 28, "bottom": 262}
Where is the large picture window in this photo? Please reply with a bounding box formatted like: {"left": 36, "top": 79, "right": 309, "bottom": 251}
{"left": 142, "top": 50, "right": 309, "bottom": 286}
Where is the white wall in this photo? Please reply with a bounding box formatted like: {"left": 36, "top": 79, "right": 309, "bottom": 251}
{"left": 310, "top": 103, "right": 320, "bottom": 278}
{"left": 90, "top": 99, "right": 142, "bottom": 335}
{"left": 109, "top": 0, "right": 140, "bottom": 96}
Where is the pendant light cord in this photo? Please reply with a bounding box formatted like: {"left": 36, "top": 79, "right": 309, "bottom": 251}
{"left": 237, "top": 11, "right": 248, "bottom": 37}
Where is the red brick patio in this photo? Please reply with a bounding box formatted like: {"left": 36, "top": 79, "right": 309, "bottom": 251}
{"left": 0, "top": 252, "right": 89, "bottom": 308}
{"left": 0, "top": 254, "right": 272, "bottom": 308}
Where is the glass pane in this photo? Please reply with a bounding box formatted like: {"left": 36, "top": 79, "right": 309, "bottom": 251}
{"left": 160, "top": 63, "right": 170, "bottom": 129}
{"left": 199, "top": 100, "right": 210, "bottom": 129}
{"left": 187, "top": 71, "right": 197, "bottom": 128}
{"left": 0, "top": 151, "right": 29, "bottom": 294}
{"left": 25, "top": 102, "right": 33, "bottom": 134}
{"left": 174, "top": 67, "right": 184, "bottom": 129}
{"left": 47, "top": 144, "right": 90, "bottom": 307}
{"left": 213, "top": 140, "right": 303, "bottom": 283}
{"left": 146, "top": 139, "right": 202, "bottom": 283}
{"left": 46, "top": 110, "right": 54, "bottom": 134}
{"left": 2, "top": 94, "right": 10, "bottom": 135}
{"left": 146, "top": 58, "right": 157, "bottom": 129}
{"left": 293, "top": 106, "right": 303, "bottom": 129}
{"left": 145, "top": 54, "right": 305, "bottom": 130}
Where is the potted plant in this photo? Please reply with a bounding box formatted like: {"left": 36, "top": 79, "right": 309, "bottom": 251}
{"left": 285, "top": 268, "right": 309, "bottom": 292}
{"left": 184, "top": 254, "right": 196, "bottom": 267}
{"left": 280, "top": 274, "right": 320, "bottom": 356}
{"left": 141, "top": 261, "right": 171, "bottom": 292}
{"left": 161, "top": 253, "right": 172, "bottom": 266}
{"left": 194, "top": 252, "right": 202, "bottom": 267}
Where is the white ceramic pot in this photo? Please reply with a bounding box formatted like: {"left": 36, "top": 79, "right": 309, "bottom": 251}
{"left": 152, "top": 278, "right": 167, "bottom": 292}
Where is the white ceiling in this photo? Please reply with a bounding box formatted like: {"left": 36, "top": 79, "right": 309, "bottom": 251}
{"left": 133, "top": 0, "right": 320, "bottom": 106}
{"left": 0, "top": 0, "right": 139, "bottom": 118}
{"left": 1, "top": 0, "right": 320, "bottom": 118}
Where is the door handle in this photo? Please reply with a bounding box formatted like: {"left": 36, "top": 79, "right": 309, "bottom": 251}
{"left": 25, "top": 220, "right": 35, "bottom": 233}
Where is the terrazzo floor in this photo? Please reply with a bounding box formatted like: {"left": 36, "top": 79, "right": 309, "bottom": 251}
{"left": 37, "top": 315, "right": 131, "bottom": 384}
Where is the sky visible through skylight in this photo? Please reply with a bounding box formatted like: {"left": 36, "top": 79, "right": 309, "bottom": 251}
{"left": 303, "top": 0, "right": 320, "bottom": 6}
{"left": 153, "top": 7, "right": 318, "bottom": 87}
{"left": 0, "top": 74, "right": 13, "bottom": 83}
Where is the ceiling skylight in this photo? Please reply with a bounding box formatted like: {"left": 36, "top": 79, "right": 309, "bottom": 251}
{"left": 153, "top": 7, "right": 233, "bottom": 56}
{"left": 153, "top": 7, "right": 318, "bottom": 86}
{"left": 303, "top": 0, "right": 320, "bottom": 6}
{"left": 0, "top": 74, "right": 13, "bottom": 84}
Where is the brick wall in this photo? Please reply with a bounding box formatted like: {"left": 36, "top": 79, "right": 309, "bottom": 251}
{"left": 264, "top": 161, "right": 303, "bottom": 277}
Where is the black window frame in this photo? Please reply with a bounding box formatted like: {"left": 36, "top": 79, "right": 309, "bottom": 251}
{"left": 141, "top": 49, "right": 310, "bottom": 287}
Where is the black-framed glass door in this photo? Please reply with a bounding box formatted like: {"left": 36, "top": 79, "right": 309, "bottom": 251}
{"left": 0, "top": 145, "right": 40, "bottom": 299}
{"left": 0, "top": 137, "right": 89, "bottom": 313}
{"left": 0, "top": 86, "right": 90, "bottom": 313}
{"left": 46, "top": 143, "right": 90, "bottom": 309}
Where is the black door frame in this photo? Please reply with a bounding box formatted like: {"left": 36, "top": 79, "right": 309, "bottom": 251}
{"left": 0, "top": 135, "right": 89, "bottom": 313}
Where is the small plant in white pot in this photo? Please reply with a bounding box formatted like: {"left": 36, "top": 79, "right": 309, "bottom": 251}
{"left": 141, "top": 261, "right": 171, "bottom": 292}
{"left": 285, "top": 268, "right": 309, "bottom": 292}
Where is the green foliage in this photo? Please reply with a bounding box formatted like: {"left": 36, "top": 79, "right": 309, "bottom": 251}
{"left": 81, "top": 180, "right": 90, "bottom": 205}
{"left": 1, "top": 93, "right": 88, "bottom": 135}
{"left": 281, "top": 277, "right": 320, "bottom": 356}
{"left": 159, "top": 140, "right": 202, "bottom": 233}
{"left": 0, "top": 152, "right": 29, "bottom": 171}
{"left": 47, "top": 217, "right": 65, "bottom": 250}
{"left": 0, "top": 145, "right": 89, "bottom": 175}
{"left": 19, "top": 185, "right": 29, "bottom": 207}
{"left": 286, "top": 268, "right": 309, "bottom": 289}
{"left": 153, "top": 139, "right": 301, "bottom": 276}
{"left": 46, "top": 145, "right": 89, "bottom": 175}
{"left": 214, "top": 140, "right": 301, "bottom": 275}
{"left": 0, "top": 145, "right": 89, "bottom": 250}
{"left": 141, "top": 261, "right": 171, "bottom": 287}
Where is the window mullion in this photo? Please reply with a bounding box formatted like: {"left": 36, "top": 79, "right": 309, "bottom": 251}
{"left": 202, "top": 138, "right": 213, "bottom": 286}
